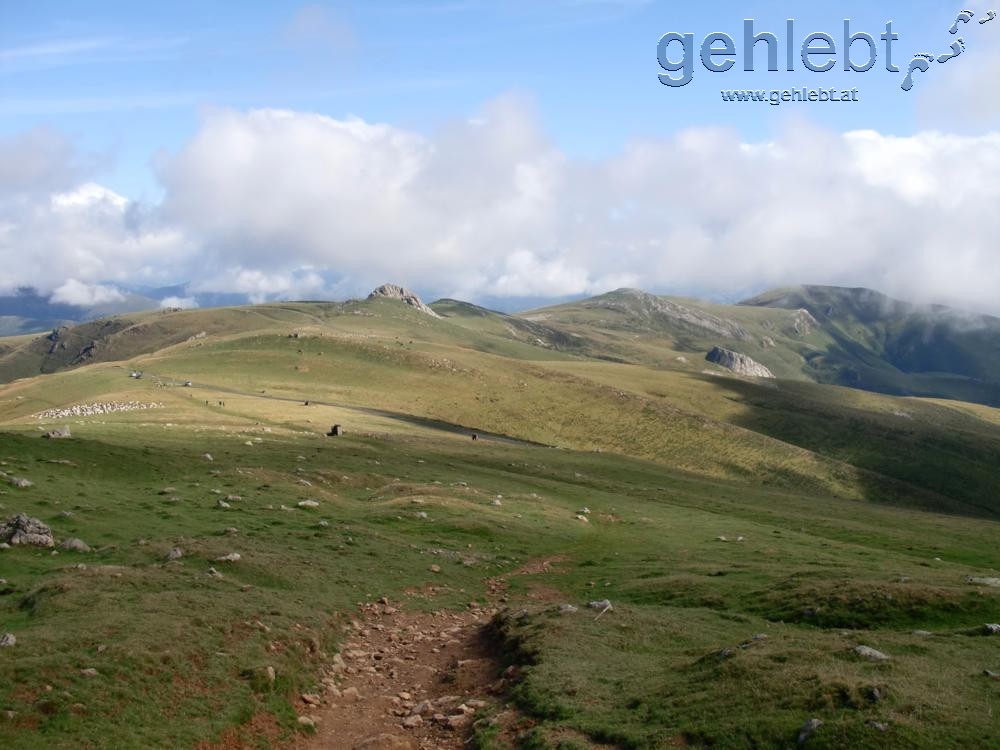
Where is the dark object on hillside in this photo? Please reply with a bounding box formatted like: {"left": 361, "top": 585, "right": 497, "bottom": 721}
{"left": 0, "top": 514, "right": 55, "bottom": 547}
{"left": 42, "top": 426, "right": 71, "bottom": 439}
{"left": 327, "top": 424, "right": 342, "bottom": 437}
{"left": 471, "top": 433, "right": 478, "bottom": 441}
{"left": 304, "top": 401, "right": 310, "bottom": 406}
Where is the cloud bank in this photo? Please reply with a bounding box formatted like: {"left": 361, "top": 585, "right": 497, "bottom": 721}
{"left": 2, "top": 97, "right": 1000, "bottom": 313}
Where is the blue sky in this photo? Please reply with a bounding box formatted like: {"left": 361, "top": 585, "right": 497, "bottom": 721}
{"left": 2, "top": 0, "right": 983, "bottom": 199}
{"left": 2, "top": 1, "right": 1000, "bottom": 311}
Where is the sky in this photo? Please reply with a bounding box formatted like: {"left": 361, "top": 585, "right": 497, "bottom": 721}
{"left": 1, "top": 0, "right": 1000, "bottom": 312}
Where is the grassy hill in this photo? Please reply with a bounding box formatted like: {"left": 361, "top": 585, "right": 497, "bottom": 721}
{"left": 0, "top": 291, "right": 998, "bottom": 748}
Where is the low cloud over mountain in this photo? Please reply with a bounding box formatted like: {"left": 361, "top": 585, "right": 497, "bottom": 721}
{"left": 2, "top": 97, "right": 1000, "bottom": 312}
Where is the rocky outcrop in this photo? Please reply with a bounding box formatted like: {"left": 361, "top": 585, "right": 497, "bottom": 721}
{"left": 706, "top": 346, "right": 775, "bottom": 379}
{"left": 367, "top": 285, "right": 440, "bottom": 318}
{"left": 0, "top": 514, "right": 55, "bottom": 547}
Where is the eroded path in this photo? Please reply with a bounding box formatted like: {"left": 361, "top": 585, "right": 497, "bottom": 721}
{"left": 293, "top": 558, "right": 568, "bottom": 750}
{"left": 293, "top": 601, "right": 502, "bottom": 750}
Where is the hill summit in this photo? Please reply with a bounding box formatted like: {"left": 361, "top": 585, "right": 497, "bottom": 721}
{"left": 367, "top": 283, "right": 440, "bottom": 318}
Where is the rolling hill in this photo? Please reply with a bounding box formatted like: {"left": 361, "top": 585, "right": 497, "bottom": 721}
{"left": 0, "top": 284, "right": 998, "bottom": 749}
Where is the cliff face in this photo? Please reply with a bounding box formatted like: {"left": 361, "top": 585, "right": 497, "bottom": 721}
{"left": 706, "top": 346, "right": 775, "bottom": 379}
{"left": 367, "top": 284, "right": 441, "bottom": 318}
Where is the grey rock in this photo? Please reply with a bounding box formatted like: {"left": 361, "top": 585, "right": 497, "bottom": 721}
{"left": 587, "top": 599, "right": 613, "bottom": 611}
{"left": 797, "top": 718, "right": 823, "bottom": 746}
{"left": 215, "top": 552, "right": 241, "bottom": 563}
{"left": 8, "top": 477, "right": 33, "bottom": 489}
{"left": 59, "top": 538, "right": 91, "bottom": 552}
{"left": 42, "top": 426, "right": 72, "bottom": 439}
{"left": 853, "top": 645, "right": 891, "bottom": 661}
{"left": 984, "top": 623, "right": 1000, "bottom": 635}
{"left": 558, "top": 604, "right": 578, "bottom": 614}
{"left": 706, "top": 346, "right": 775, "bottom": 378}
{"left": 367, "top": 284, "right": 441, "bottom": 318}
{"left": 966, "top": 576, "right": 1000, "bottom": 587}
{"left": 0, "top": 514, "right": 54, "bottom": 547}
{"left": 867, "top": 721, "right": 889, "bottom": 732}
{"left": 0, "top": 633, "right": 15, "bottom": 648}
{"left": 165, "top": 547, "right": 184, "bottom": 561}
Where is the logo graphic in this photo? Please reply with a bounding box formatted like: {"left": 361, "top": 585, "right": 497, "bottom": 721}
{"left": 657, "top": 10, "right": 997, "bottom": 95}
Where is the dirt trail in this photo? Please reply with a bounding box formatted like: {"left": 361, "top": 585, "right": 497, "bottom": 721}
{"left": 293, "top": 602, "right": 501, "bottom": 750}
{"left": 292, "top": 557, "right": 568, "bottom": 750}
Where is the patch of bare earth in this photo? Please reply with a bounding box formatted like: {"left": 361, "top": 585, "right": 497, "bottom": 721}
{"left": 288, "top": 556, "right": 572, "bottom": 750}
{"left": 292, "top": 599, "right": 503, "bottom": 750}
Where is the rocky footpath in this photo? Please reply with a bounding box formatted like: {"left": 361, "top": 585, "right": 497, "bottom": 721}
{"left": 706, "top": 346, "right": 775, "bottom": 379}
{"left": 295, "top": 600, "right": 501, "bottom": 750}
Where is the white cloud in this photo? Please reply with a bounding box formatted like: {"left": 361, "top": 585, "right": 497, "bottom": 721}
{"left": 50, "top": 279, "right": 124, "bottom": 307}
{"left": 3, "top": 101, "right": 1000, "bottom": 314}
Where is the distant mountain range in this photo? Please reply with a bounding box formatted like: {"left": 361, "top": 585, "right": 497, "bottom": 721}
{"left": 3, "top": 283, "right": 1000, "bottom": 408}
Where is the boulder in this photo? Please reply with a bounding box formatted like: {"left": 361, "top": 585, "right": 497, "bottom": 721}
{"left": 42, "top": 427, "right": 72, "bottom": 439}
{"left": 706, "top": 346, "right": 775, "bottom": 378}
{"left": 8, "top": 477, "right": 33, "bottom": 489}
{"left": 853, "top": 645, "right": 891, "bottom": 661}
{"left": 797, "top": 718, "right": 823, "bottom": 746}
{"left": 0, "top": 514, "right": 54, "bottom": 547}
{"left": 0, "top": 633, "right": 15, "bottom": 648}
{"left": 59, "top": 538, "right": 91, "bottom": 553}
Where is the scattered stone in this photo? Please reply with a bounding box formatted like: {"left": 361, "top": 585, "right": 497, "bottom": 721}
{"left": 429, "top": 565, "right": 441, "bottom": 574}
{"left": 59, "top": 538, "right": 91, "bottom": 553}
{"left": 912, "top": 630, "right": 932, "bottom": 637}
{"left": 575, "top": 515, "right": 589, "bottom": 523}
{"left": 984, "top": 623, "right": 1000, "bottom": 635}
{"left": 558, "top": 604, "right": 579, "bottom": 614}
{"left": 402, "top": 715, "right": 423, "bottom": 729}
{"left": 42, "top": 427, "right": 71, "bottom": 439}
{"left": 966, "top": 576, "right": 1000, "bottom": 587}
{"left": 297, "top": 716, "right": 315, "bottom": 728}
{"left": 216, "top": 499, "right": 231, "bottom": 509}
{"left": 356, "top": 735, "right": 414, "bottom": 750}
{"left": 215, "top": 552, "right": 241, "bottom": 563}
{"left": 165, "top": 547, "right": 183, "bottom": 562}
{"left": 158, "top": 487, "right": 176, "bottom": 495}
{"left": 207, "top": 567, "right": 223, "bottom": 579}
{"left": 298, "top": 500, "right": 320, "bottom": 509}
{"left": 342, "top": 686, "right": 361, "bottom": 701}
{"left": 223, "top": 527, "right": 238, "bottom": 536}
{"left": 34, "top": 402, "right": 162, "bottom": 420}
{"left": 867, "top": 721, "right": 889, "bottom": 732}
{"left": 301, "top": 693, "right": 322, "bottom": 706}
{"left": 983, "top": 670, "right": 1000, "bottom": 680}
{"left": 80, "top": 668, "right": 99, "bottom": 677}
{"left": 796, "top": 718, "right": 823, "bottom": 746}
{"left": 0, "top": 633, "right": 15, "bottom": 648}
{"left": 0, "top": 514, "right": 54, "bottom": 547}
{"left": 854, "top": 645, "right": 891, "bottom": 661}
{"left": 8, "top": 477, "right": 32, "bottom": 489}
{"left": 202, "top": 453, "right": 214, "bottom": 462}
{"left": 587, "top": 599, "right": 613, "bottom": 611}
{"left": 491, "top": 498, "right": 502, "bottom": 507}
{"left": 225, "top": 495, "right": 242, "bottom": 502}
{"left": 265, "top": 666, "right": 276, "bottom": 683}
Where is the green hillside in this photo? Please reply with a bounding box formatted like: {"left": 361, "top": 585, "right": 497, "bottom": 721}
{"left": 0, "top": 290, "right": 998, "bottom": 749}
